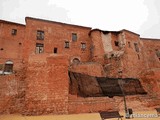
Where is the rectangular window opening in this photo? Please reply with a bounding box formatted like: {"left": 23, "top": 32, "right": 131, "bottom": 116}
{"left": 114, "top": 41, "right": 119, "bottom": 46}
{"left": 65, "top": 41, "right": 69, "bottom": 48}
{"left": 4, "top": 64, "right": 13, "bottom": 73}
{"left": 128, "top": 42, "right": 131, "bottom": 48}
{"left": 72, "top": 33, "right": 77, "bottom": 41}
{"left": 12, "top": 29, "right": 17, "bottom": 35}
{"left": 134, "top": 43, "right": 139, "bottom": 52}
{"left": 36, "top": 43, "right": 44, "bottom": 54}
{"left": 81, "top": 43, "right": 86, "bottom": 50}
{"left": 54, "top": 48, "right": 58, "bottom": 53}
{"left": 137, "top": 54, "right": 140, "bottom": 60}
{"left": 37, "top": 30, "right": 44, "bottom": 40}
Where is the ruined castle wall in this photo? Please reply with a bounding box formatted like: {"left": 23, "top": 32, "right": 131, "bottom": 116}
{"left": 101, "top": 31, "right": 150, "bottom": 78}
{"left": 120, "top": 31, "right": 147, "bottom": 78}
{"left": 0, "top": 18, "right": 160, "bottom": 115}
{"left": 140, "top": 69, "right": 160, "bottom": 97}
{"left": 68, "top": 96, "right": 115, "bottom": 114}
{"left": 68, "top": 72, "right": 155, "bottom": 113}
{"left": 24, "top": 18, "right": 92, "bottom": 64}
{"left": 90, "top": 31, "right": 105, "bottom": 63}
{"left": 110, "top": 32, "right": 120, "bottom": 51}
{"left": 141, "top": 38, "right": 160, "bottom": 69}
{"left": 101, "top": 33, "right": 113, "bottom": 53}
{"left": 0, "top": 69, "right": 26, "bottom": 114}
{"left": 0, "top": 22, "right": 25, "bottom": 70}
{"left": 69, "top": 62, "right": 105, "bottom": 77}
{"left": 68, "top": 72, "right": 115, "bottom": 114}
{"left": 24, "top": 54, "right": 69, "bottom": 115}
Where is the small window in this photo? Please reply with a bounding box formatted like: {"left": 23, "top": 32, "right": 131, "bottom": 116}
{"left": 4, "top": 61, "right": 13, "bottom": 73}
{"left": 137, "top": 54, "right": 140, "bottom": 60}
{"left": 12, "top": 29, "right": 17, "bottom": 35}
{"left": 72, "top": 33, "right": 77, "bottom": 41}
{"left": 72, "top": 58, "right": 80, "bottom": 64}
{"left": 134, "top": 43, "right": 139, "bottom": 52}
{"left": 114, "top": 41, "right": 119, "bottom": 46}
{"left": 128, "top": 42, "right": 131, "bottom": 48}
{"left": 37, "top": 30, "right": 44, "bottom": 40}
{"left": 54, "top": 48, "right": 58, "bottom": 53}
{"left": 65, "top": 41, "right": 69, "bottom": 48}
{"left": 36, "top": 43, "right": 44, "bottom": 54}
{"left": 81, "top": 43, "right": 86, "bottom": 50}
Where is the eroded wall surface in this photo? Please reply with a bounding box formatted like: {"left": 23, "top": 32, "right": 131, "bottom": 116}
{"left": 90, "top": 30, "right": 105, "bottom": 63}
{"left": 0, "top": 21, "right": 26, "bottom": 113}
{"left": 0, "top": 68, "right": 26, "bottom": 114}
{"left": 23, "top": 54, "right": 69, "bottom": 115}
{"left": 68, "top": 71, "right": 160, "bottom": 113}
{"left": 121, "top": 31, "right": 147, "bottom": 78}
{"left": 0, "top": 21, "right": 25, "bottom": 70}
{"left": 141, "top": 38, "right": 160, "bottom": 69}
{"left": 0, "top": 18, "right": 160, "bottom": 115}
{"left": 69, "top": 62, "right": 105, "bottom": 77}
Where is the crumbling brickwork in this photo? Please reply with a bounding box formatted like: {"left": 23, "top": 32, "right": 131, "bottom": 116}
{"left": 23, "top": 54, "right": 69, "bottom": 115}
{"left": 0, "top": 17, "right": 160, "bottom": 115}
{"left": 141, "top": 38, "right": 160, "bottom": 69}
{"left": 69, "top": 62, "right": 105, "bottom": 77}
{"left": 0, "top": 68, "right": 26, "bottom": 114}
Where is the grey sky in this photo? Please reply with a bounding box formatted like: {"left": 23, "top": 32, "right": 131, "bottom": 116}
{"left": 138, "top": 0, "right": 160, "bottom": 38}
{"left": 0, "top": 0, "right": 70, "bottom": 23}
{"left": 0, "top": 0, "right": 160, "bottom": 38}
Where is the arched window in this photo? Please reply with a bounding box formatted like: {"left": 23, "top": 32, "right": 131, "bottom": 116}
{"left": 4, "top": 60, "right": 13, "bottom": 74}
{"left": 72, "top": 58, "right": 80, "bottom": 64}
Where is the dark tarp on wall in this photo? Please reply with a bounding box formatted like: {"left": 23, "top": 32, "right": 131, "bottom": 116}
{"left": 69, "top": 71, "right": 147, "bottom": 97}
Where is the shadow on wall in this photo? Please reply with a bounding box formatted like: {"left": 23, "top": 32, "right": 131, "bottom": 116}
{"left": 69, "top": 71, "right": 147, "bottom": 97}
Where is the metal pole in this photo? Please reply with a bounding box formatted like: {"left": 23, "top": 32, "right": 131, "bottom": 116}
{"left": 118, "top": 70, "right": 130, "bottom": 119}
{"left": 123, "top": 87, "right": 129, "bottom": 118}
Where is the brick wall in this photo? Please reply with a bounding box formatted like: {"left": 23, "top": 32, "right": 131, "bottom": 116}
{"left": 23, "top": 18, "right": 92, "bottom": 64}
{"left": 89, "top": 30, "right": 105, "bottom": 63}
{"left": 0, "top": 68, "right": 26, "bottom": 114}
{"left": 68, "top": 96, "right": 116, "bottom": 114}
{"left": 141, "top": 38, "right": 160, "bottom": 69}
{"left": 23, "top": 54, "right": 69, "bottom": 115}
{"left": 0, "top": 17, "right": 160, "bottom": 115}
{"left": 0, "top": 21, "right": 25, "bottom": 71}
{"left": 120, "top": 31, "right": 147, "bottom": 78}
{"left": 69, "top": 62, "right": 105, "bottom": 77}
{"left": 140, "top": 69, "right": 160, "bottom": 97}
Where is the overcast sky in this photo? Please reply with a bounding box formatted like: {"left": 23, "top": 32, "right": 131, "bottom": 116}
{"left": 0, "top": 0, "right": 160, "bottom": 38}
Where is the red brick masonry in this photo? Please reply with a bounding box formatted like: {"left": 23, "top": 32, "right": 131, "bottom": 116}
{"left": 0, "top": 17, "right": 160, "bottom": 115}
